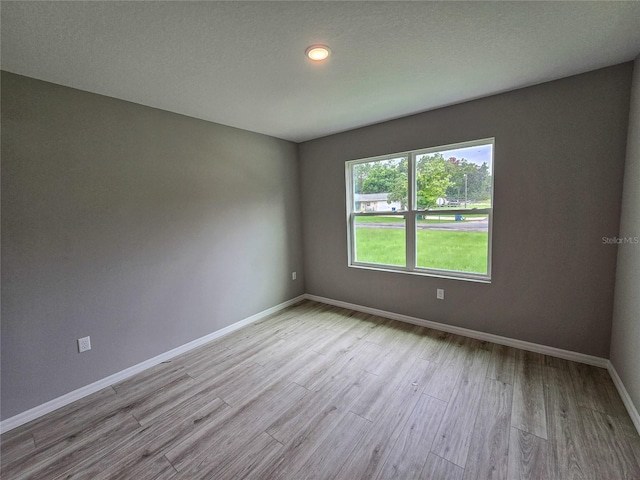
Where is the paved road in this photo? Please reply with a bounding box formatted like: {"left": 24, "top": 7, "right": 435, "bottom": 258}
{"left": 356, "top": 221, "right": 488, "bottom": 232}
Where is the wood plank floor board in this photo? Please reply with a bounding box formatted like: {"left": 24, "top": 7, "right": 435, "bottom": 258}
{"left": 418, "top": 329, "right": 452, "bottom": 364}
{"left": 0, "top": 410, "right": 140, "bottom": 480}
{"left": 487, "top": 344, "right": 516, "bottom": 385}
{"left": 2, "top": 300, "right": 639, "bottom": 480}
{"left": 284, "top": 411, "right": 372, "bottom": 480}
{"left": 256, "top": 374, "right": 375, "bottom": 479}
{"left": 175, "top": 344, "right": 248, "bottom": 378}
{"left": 3, "top": 386, "right": 118, "bottom": 449}
{"left": 129, "top": 374, "right": 201, "bottom": 426}
{"left": 310, "top": 315, "right": 380, "bottom": 357}
{"left": 354, "top": 325, "right": 427, "bottom": 391}
{"left": 32, "top": 379, "right": 175, "bottom": 450}
{"left": 568, "top": 362, "right": 619, "bottom": 416}
{"left": 420, "top": 453, "right": 465, "bottom": 480}
{"left": 202, "top": 313, "right": 298, "bottom": 353}
{"left": 239, "top": 302, "right": 308, "bottom": 333}
{"left": 578, "top": 407, "right": 640, "bottom": 480}
{"left": 258, "top": 405, "right": 355, "bottom": 478}
{"left": 375, "top": 394, "right": 447, "bottom": 480}
{"left": 507, "top": 427, "right": 549, "bottom": 480}
{"left": 511, "top": 349, "right": 547, "bottom": 440}
{"left": 258, "top": 403, "right": 371, "bottom": 479}
{"left": 50, "top": 384, "right": 230, "bottom": 479}
{"left": 80, "top": 373, "right": 199, "bottom": 439}
{"left": 595, "top": 367, "right": 638, "bottom": 433}
{"left": 182, "top": 334, "right": 240, "bottom": 360}
{"left": 214, "top": 313, "right": 298, "bottom": 345}
{"left": 356, "top": 317, "right": 397, "bottom": 346}
{"left": 63, "top": 398, "right": 229, "bottom": 480}
{"left": 183, "top": 335, "right": 284, "bottom": 380}
{"left": 543, "top": 365, "right": 589, "bottom": 480}
{"left": 266, "top": 369, "right": 372, "bottom": 444}
{"left": 256, "top": 336, "right": 327, "bottom": 373}
{"left": 350, "top": 340, "right": 387, "bottom": 375}
{"left": 129, "top": 457, "right": 176, "bottom": 480}
{"left": 543, "top": 365, "right": 581, "bottom": 420}
{"left": 168, "top": 432, "right": 283, "bottom": 480}
{"left": 298, "top": 349, "right": 362, "bottom": 393}
{"left": 382, "top": 325, "right": 431, "bottom": 367}
{"left": 217, "top": 349, "right": 319, "bottom": 407}
{"left": 193, "top": 431, "right": 284, "bottom": 480}
{"left": 543, "top": 354, "right": 571, "bottom": 371}
{"left": 431, "top": 342, "right": 490, "bottom": 467}
{"left": 301, "top": 335, "right": 390, "bottom": 393}
{"left": 291, "top": 348, "right": 357, "bottom": 392}
{"left": 225, "top": 442, "right": 289, "bottom": 480}
{"left": 312, "top": 324, "right": 369, "bottom": 358}
{"left": 317, "top": 305, "right": 365, "bottom": 330}
{"left": 462, "top": 379, "right": 513, "bottom": 480}
{"left": 358, "top": 331, "right": 421, "bottom": 379}
{"left": 0, "top": 432, "right": 35, "bottom": 468}
{"left": 33, "top": 418, "right": 142, "bottom": 480}
{"left": 165, "top": 382, "right": 309, "bottom": 475}
{"left": 281, "top": 321, "right": 336, "bottom": 348}
{"left": 629, "top": 435, "right": 640, "bottom": 471}
{"left": 336, "top": 359, "right": 438, "bottom": 480}
{"left": 183, "top": 320, "right": 295, "bottom": 373}
{"left": 288, "top": 350, "right": 346, "bottom": 391}
{"left": 190, "top": 348, "right": 265, "bottom": 383}
{"left": 183, "top": 359, "right": 262, "bottom": 405}
{"left": 374, "top": 324, "right": 426, "bottom": 363}
{"left": 423, "top": 335, "right": 473, "bottom": 402}
{"left": 95, "top": 452, "right": 177, "bottom": 480}
{"left": 614, "top": 413, "right": 640, "bottom": 440}
{"left": 350, "top": 355, "right": 428, "bottom": 422}
{"left": 111, "top": 362, "right": 190, "bottom": 400}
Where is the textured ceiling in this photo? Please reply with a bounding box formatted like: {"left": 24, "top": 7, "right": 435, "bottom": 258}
{"left": 2, "top": 1, "right": 640, "bottom": 142}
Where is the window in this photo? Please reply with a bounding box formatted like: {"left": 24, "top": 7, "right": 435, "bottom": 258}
{"left": 346, "top": 138, "right": 494, "bottom": 281}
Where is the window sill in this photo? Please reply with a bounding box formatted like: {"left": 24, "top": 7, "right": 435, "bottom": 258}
{"left": 348, "top": 263, "right": 492, "bottom": 284}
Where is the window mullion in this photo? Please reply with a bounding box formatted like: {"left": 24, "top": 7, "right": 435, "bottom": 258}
{"left": 406, "top": 153, "right": 416, "bottom": 271}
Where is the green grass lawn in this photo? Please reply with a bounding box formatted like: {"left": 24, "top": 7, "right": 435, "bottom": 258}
{"left": 354, "top": 227, "right": 488, "bottom": 273}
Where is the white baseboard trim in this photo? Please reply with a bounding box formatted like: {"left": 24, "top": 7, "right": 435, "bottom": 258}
{"left": 0, "top": 295, "right": 306, "bottom": 434}
{"left": 607, "top": 362, "right": 640, "bottom": 435}
{"left": 304, "top": 294, "right": 609, "bottom": 369}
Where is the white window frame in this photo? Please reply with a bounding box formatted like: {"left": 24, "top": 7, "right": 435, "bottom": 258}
{"left": 345, "top": 138, "right": 494, "bottom": 283}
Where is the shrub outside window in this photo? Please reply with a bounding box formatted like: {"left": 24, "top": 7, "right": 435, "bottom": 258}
{"left": 346, "top": 138, "right": 494, "bottom": 282}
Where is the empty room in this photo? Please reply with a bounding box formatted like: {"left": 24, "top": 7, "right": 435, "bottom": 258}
{"left": 2, "top": 1, "right": 640, "bottom": 479}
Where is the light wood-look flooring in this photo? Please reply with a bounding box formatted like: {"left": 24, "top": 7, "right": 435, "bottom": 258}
{"left": 2, "top": 300, "right": 640, "bottom": 479}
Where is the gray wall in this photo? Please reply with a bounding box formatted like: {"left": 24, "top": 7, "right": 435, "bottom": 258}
{"left": 299, "top": 64, "right": 632, "bottom": 358}
{"left": 610, "top": 56, "right": 640, "bottom": 415}
{"left": 1, "top": 72, "right": 304, "bottom": 420}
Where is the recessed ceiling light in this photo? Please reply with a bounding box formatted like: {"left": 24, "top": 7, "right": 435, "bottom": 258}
{"left": 305, "top": 45, "right": 330, "bottom": 62}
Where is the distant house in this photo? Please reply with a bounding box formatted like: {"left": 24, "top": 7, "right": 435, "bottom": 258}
{"left": 354, "top": 193, "right": 402, "bottom": 212}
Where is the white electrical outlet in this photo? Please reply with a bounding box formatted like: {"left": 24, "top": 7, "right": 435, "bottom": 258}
{"left": 292, "top": 272, "right": 297, "bottom": 280}
{"left": 437, "top": 288, "right": 445, "bottom": 300}
{"left": 78, "top": 336, "right": 91, "bottom": 353}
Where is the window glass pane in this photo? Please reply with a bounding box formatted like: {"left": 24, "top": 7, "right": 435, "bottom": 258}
{"left": 353, "top": 157, "right": 408, "bottom": 212}
{"left": 416, "top": 143, "right": 492, "bottom": 209}
{"left": 416, "top": 213, "right": 489, "bottom": 274}
{"left": 354, "top": 215, "right": 406, "bottom": 266}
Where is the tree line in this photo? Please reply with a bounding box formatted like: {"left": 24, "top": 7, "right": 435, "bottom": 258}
{"left": 354, "top": 154, "right": 491, "bottom": 209}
